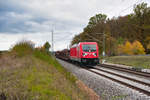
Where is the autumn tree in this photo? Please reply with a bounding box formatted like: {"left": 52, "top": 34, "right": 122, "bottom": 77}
{"left": 147, "top": 43, "right": 150, "bottom": 51}
{"left": 123, "top": 41, "right": 133, "bottom": 55}
{"left": 132, "top": 40, "right": 145, "bottom": 55}
{"left": 117, "top": 40, "right": 145, "bottom": 55}
{"left": 145, "top": 36, "right": 150, "bottom": 53}
{"left": 117, "top": 44, "right": 124, "bottom": 55}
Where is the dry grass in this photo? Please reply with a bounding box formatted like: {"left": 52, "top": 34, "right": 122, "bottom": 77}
{"left": 0, "top": 40, "right": 93, "bottom": 100}
{"left": 0, "top": 54, "right": 91, "bottom": 100}
{"left": 10, "top": 40, "right": 34, "bottom": 57}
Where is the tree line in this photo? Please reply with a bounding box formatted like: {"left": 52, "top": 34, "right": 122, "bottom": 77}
{"left": 71, "top": 2, "right": 150, "bottom": 56}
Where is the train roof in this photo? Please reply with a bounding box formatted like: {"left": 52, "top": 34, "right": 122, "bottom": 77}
{"left": 71, "top": 42, "right": 98, "bottom": 48}
{"left": 71, "top": 44, "right": 78, "bottom": 48}
{"left": 78, "top": 42, "right": 97, "bottom": 45}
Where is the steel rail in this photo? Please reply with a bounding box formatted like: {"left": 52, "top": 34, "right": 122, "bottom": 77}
{"left": 98, "top": 64, "right": 150, "bottom": 77}
{"left": 94, "top": 67, "right": 150, "bottom": 87}
{"left": 85, "top": 68, "right": 150, "bottom": 96}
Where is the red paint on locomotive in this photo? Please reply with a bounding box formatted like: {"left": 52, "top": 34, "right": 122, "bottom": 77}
{"left": 70, "top": 42, "right": 99, "bottom": 65}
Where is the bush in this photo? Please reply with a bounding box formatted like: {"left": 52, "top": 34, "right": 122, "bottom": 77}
{"left": 43, "top": 42, "right": 51, "bottom": 52}
{"left": 123, "top": 41, "right": 133, "bottom": 55}
{"left": 132, "top": 40, "right": 145, "bottom": 55}
{"left": 11, "top": 40, "right": 35, "bottom": 57}
{"left": 117, "top": 44, "right": 124, "bottom": 55}
{"left": 117, "top": 40, "right": 145, "bottom": 55}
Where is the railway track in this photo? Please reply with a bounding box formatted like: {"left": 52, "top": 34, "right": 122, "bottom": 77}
{"left": 84, "top": 65, "right": 150, "bottom": 96}
{"left": 94, "top": 67, "right": 150, "bottom": 86}
{"left": 57, "top": 58, "right": 150, "bottom": 96}
{"left": 98, "top": 64, "right": 150, "bottom": 77}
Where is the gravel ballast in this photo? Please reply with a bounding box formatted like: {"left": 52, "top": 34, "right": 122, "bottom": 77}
{"left": 57, "top": 59, "right": 150, "bottom": 100}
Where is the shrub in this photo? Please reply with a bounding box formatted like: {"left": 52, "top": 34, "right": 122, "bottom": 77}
{"left": 147, "top": 43, "right": 150, "bottom": 49}
{"left": 35, "top": 42, "right": 51, "bottom": 54}
{"left": 123, "top": 41, "right": 133, "bottom": 55}
{"left": 132, "top": 40, "right": 145, "bottom": 55}
{"left": 117, "top": 44, "right": 124, "bottom": 55}
{"left": 117, "top": 40, "right": 145, "bottom": 55}
{"left": 43, "top": 42, "right": 51, "bottom": 52}
{"left": 11, "top": 40, "right": 35, "bottom": 57}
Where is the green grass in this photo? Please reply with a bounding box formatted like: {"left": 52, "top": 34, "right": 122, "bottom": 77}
{"left": 33, "top": 50, "right": 77, "bottom": 83}
{"left": 0, "top": 41, "right": 90, "bottom": 100}
{"left": 105, "top": 56, "right": 150, "bottom": 69}
{"left": 0, "top": 55, "right": 89, "bottom": 100}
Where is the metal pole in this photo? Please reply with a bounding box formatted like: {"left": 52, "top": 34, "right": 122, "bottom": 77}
{"left": 95, "top": 33, "right": 105, "bottom": 57}
{"left": 51, "top": 29, "right": 54, "bottom": 54}
{"left": 103, "top": 33, "right": 105, "bottom": 57}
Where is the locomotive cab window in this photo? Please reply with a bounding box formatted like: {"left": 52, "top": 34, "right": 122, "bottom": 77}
{"left": 82, "top": 44, "right": 96, "bottom": 52}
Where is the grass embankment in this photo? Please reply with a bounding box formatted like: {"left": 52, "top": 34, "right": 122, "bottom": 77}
{"left": 0, "top": 41, "right": 90, "bottom": 100}
{"left": 105, "top": 56, "right": 150, "bottom": 69}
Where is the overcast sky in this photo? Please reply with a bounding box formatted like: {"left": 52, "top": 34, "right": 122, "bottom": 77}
{"left": 0, "top": 0, "right": 150, "bottom": 51}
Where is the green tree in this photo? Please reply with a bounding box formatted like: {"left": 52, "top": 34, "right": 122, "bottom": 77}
{"left": 132, "top": 2, "right": 150, "bottom": 49}
{"left": 43, "top": 42, "right": 51, "bottom": 52}
{"left": 88, "top": 14, "right": 107, "bottom": 26}
{"left": 84, "top": 13, "right": 107, "bottom": 33}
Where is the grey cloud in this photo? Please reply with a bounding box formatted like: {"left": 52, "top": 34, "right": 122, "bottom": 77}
{"left": 0, "top": 0, "right": 150, "bottom": 51}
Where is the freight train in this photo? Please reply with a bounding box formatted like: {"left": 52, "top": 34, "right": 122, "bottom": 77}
{"left": 55, "top": 42, "right": 99, "bottom": 65}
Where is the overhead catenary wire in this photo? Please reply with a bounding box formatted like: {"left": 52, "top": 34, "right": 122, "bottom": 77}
{"left": 53, "top": 32, "right": 75, "bottom": 41}
{"left": 118, "top": 0, "right": 144, "bottom": 16}
{"left": 50, "top": 22, "right": 77, "bottom": 51}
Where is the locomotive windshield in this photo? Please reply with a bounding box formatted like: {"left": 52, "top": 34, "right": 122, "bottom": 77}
{"left": 82, "top": 44, "right": 96, "bottom": 52}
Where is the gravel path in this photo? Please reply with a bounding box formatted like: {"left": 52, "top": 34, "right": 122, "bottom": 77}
{"left": 57, "top": 59, "right": 150, "bottom": 100}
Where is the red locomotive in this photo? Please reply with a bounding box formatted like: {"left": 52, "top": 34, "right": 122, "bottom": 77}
{"left": 55, "top": 42, "right": 99, "bottom": 65}
{"left": 70, "top": 42, "right": 99, "bottom": 65}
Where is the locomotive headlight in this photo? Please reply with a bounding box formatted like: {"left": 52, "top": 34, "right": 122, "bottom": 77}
{"left": 93, "top": 53, "right": 97, "bottom": 56}
{"left": 83, "top": 53, "right": 88, "bottom": 56}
